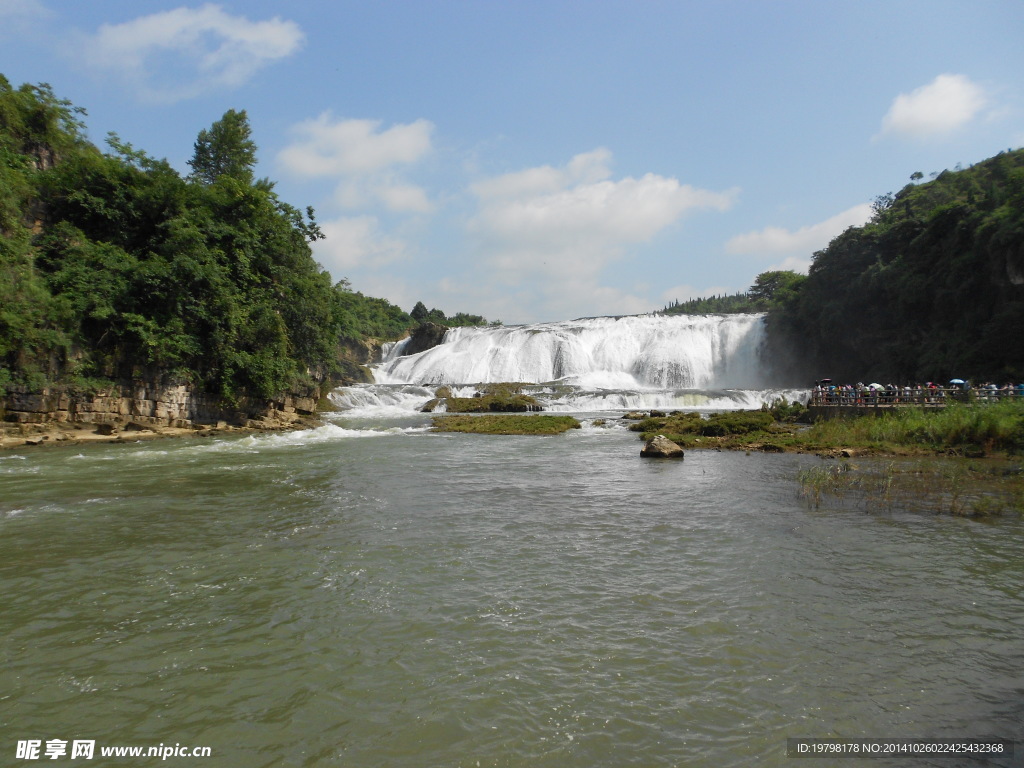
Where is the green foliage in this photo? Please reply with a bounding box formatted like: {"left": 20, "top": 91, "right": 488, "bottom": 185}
{"left": 630, "top": 409, "right": 776, "bottom": 442}
{"left": 0, "top": 76, "right": 90, "bottom": 390}
{"left": 748, "top": 270, "right": 806, "bottom": 307}
{"left": 0, "top": 77, "right": 497, "bottom": 402}
{"left": 0, "top": 75, "right": 88, "bottom": 164}
{"left": 332, "top": 291, "right": 491, "bottom": 344}
{"left": 0, "top": 82, "right": 342, "bottom": 399}
{"left": 410, "top": 300, "right": 429, "bottom": 322}
{"left": 445, "top": 311, "right": 489, "bottom": 327}
{"left": 333, "top": 282, "right": 413, "bottom": 341}
{"left": 805, "top": 400, "right": 1024, "bottom": 455}
{"left": 764, "top": 395, "right": 808, "bottom": 422}
{"left": 450, "top": 394, "right": 541, "bottom": 413}
{"left": 662, "top": 292, "right": 762, "bottom": 315}
{"left": 431, "top": 414, "right": 581, "bottom": 435}
{"left": 187, "top": 109, "right": 257, "bottom": 185}
{"left": 424, "top": 383, "right": 542, "bottom": 413}
{"left": 769, "top": 149, "right": 1024, "bottom": 382}
{"left": 410, "top": 299, "right": 488, "bottom": 327}
{"left": 663, "top": 270, "right": 805, "bottom": 315}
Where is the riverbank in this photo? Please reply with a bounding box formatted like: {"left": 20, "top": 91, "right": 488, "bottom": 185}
{"left": 625, "top": 403, "right": 1024, "bottom": 516}
{"left": 0, "top": 376, "right": 341, "bottom": 451}
{"left": 0, "top": 415, "right": 325, "bottom": 451}
{"left": 628, "top": 400, "right": 1024, "bottom": 460}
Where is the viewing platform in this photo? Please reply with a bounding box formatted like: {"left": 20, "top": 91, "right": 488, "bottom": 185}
{"left": 808, "top": 386, "right": 1022, "bottom": 420}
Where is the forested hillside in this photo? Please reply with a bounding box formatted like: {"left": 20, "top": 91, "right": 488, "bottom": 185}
{"left": 768, "top": 149, "right": 1024, "bottom": 383}
{"left": 0, "top": 77, "right": 484, "bottom": 402}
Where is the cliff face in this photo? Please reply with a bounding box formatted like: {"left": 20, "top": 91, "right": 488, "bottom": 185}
{"left": 1, "top": 378, "right": 322, "bottom": 433}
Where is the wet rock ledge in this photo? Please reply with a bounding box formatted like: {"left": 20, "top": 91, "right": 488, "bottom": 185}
{"left": 1, "top": 380, "right": 325, "bottom": 449}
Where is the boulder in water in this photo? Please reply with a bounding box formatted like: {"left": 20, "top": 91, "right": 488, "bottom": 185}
{"left": 641, "top": 435, "right": 684, "bottom": 458}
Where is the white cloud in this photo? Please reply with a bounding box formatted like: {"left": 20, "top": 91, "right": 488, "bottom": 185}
{"left": 878, "top": 74, "right": 988, "bottom": 140}
{"left": 459, "top": 150, "right": 735, "bottom": 320}
{"left": 725, "top": 203, "right": 872, "bottom": 259}
{"left": 0, "top": 0, "right": 51, "bottom": 36}
{"left": 426, "top": 272, "right": 655, "bottom": 324}
{"left": 471, "top": 148, "right": 612, "bottom": 199}
{"left": 278, "top": 114, "right": 434, "bottom": 177}
{"left": 333, "top": 177, "right": 433, "bottom": 214}
{"left": 372, "top": 181, "right": 433, "bottom": 214}
{"left": 314, "top": 216, "right": 408, "bottom": 272}
{"left": 280, "top": 113, "right": 436, "bottom": 215}
{"left": 80, "top": 4, "right": 303, "bottom": 103}
{"left": 470, "top": 150, "right": 735, "bottom": 280}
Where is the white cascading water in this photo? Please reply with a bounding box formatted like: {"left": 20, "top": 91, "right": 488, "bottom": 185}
{"left": 375, "top": 314, "right": 768, "bottom": 389}
{"left": 329, "top": 313, "right": 808, "bottom": 415}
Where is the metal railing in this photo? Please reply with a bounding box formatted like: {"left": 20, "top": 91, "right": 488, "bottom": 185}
{"left": 809, "top": 386, "right": 1023, "bottom": 408}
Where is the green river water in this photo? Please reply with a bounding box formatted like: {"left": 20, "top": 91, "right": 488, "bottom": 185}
{"left": 2, "top": 413, "right": 1022, "bottom": 767}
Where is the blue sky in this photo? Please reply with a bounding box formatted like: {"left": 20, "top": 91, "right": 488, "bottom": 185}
{"left": 2, "top": 1, "right": 1022, "bottom": 323}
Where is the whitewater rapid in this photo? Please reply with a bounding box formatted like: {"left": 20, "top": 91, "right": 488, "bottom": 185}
{"left": 331, "top": 314, "right": 808, "bottom": 415}
{"left": 376, "top": 314, "right": 767, "bottom": 389}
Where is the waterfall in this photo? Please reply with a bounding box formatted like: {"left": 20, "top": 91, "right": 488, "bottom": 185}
{"left": 373, "top": 314, "right": 769, "bottom": 389}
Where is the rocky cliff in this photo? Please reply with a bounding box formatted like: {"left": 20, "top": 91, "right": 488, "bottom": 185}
{"left": 401, "top": 322, "right": 449, "bottom": 357}
{"left": 0, "top": 377, "right": 331, "bottom": 448}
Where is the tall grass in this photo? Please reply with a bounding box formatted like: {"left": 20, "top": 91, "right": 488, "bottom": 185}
{"left": 805, "top": 400, "right": 1024, "bottom": 453}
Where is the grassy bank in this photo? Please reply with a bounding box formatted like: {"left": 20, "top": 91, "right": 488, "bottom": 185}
{"left": 631, "top": 400, "right": 1024, "bottom": 458}
{"left": 431, "top": 414, "right": 581, "bottom": 435}
{"left": 803, "top": 400, "right": 1024, "bottom": 456}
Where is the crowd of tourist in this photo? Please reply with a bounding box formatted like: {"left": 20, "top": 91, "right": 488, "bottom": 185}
{"left": 809, "top": 380, "right": 1024, "bottom": 407}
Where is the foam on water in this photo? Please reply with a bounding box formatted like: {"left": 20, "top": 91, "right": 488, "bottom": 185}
{"left": 329, "top": 382, "right": 809, "bottom": 416}
{"left": 191, "top": 422, "right": 424, "bottom": 453}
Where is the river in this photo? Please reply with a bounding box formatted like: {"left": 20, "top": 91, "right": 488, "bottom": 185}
{"left": 2, "top": 410, "right": 1022, "bottom": 767}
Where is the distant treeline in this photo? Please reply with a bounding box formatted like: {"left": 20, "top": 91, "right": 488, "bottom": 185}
{"left": 0, "top": 76, "right": 488, "bottom": 400}
{"left": 662, "top": 270, "right": 805, "bottom": 316}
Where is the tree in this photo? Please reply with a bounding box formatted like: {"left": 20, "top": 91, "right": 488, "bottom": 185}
{"left": 187, "top": 109, "right": 257, "bottom": 185}
{"left": 748, "top": 270, "right": 806, "bottom": 307}
{"left": 410, "top": 301, "right": 429, "bottom": 321}
{"left": 871, "top": 191, "right": 895, "bottom": 218}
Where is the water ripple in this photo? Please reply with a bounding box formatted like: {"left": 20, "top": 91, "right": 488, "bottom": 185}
{"left": 0, "top": 436, "right": 1021, "bottom": 767}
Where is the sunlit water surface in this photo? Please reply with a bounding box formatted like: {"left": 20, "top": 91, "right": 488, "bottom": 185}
{"left": 2, "top": 413, "right": 1022, "bottom": 767}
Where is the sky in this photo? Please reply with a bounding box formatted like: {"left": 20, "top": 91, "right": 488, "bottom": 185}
{"left": 1, "top": 1, "right": 1022, "bottom": 324}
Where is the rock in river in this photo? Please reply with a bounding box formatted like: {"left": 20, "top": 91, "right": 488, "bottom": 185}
{"left": 641, "top": 435, "right": 684, "bottom": 458}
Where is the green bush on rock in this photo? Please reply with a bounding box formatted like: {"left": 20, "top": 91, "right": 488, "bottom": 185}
{"left": 431, "top": 414, "right": 581, "bottom": 435}
{"left": 631, "top": 410, "right": 776, "bottom": 443}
